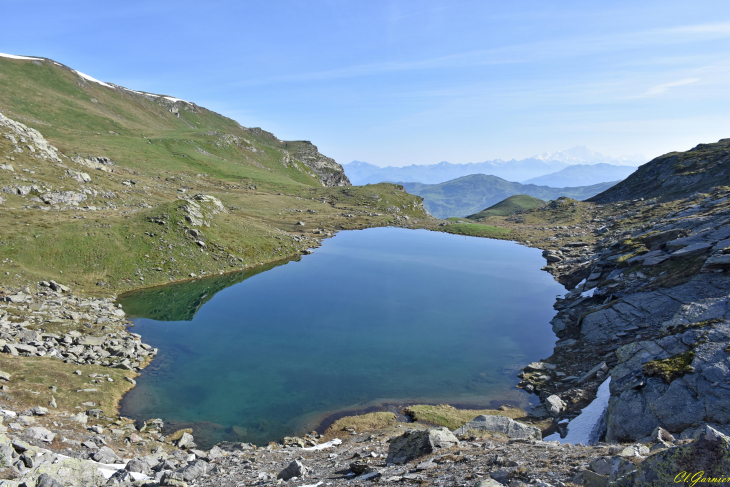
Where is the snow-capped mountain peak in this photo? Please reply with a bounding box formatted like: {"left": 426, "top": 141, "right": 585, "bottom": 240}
{"left": 535, "top": 146, "right": 644, "bottom": 166}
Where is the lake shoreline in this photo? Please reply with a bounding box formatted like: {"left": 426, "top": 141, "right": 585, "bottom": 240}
{"left": 116, "top": 227, "right": 562, "bottom": 446}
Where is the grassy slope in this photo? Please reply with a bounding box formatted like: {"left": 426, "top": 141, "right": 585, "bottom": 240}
{"left": 0, "top": 57, "right": 430, "bottom": 294}
{"left": 467, "top": 194, "right": 545, "bottom": 220}
{"left": 403, "top": 174, "right": 618, "bottom": 218}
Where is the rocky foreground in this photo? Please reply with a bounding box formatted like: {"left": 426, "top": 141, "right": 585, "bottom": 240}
{"left": 524, "top": 187, "right": 730, "bottom": 445}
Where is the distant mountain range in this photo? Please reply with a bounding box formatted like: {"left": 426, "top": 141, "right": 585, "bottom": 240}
{"left": 401, "top": 174, "right": 619, "bottom": 219}
{"left": 523, "top": 163, "right": 637, "bottom": 187}
{"left": 344, "top": 146, "right": 644, "bottom": 186}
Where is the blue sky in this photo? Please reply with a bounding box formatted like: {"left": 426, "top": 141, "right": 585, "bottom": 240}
{"left": 2, "top": 1, "right": 729, "bottom": 167}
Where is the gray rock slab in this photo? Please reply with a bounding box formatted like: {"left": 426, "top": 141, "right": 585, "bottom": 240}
{"left": 386, "top": 427, "right": 459, "bottom": 465}
{"left": 453, "top": 415, "right": 541, "bottom": 441}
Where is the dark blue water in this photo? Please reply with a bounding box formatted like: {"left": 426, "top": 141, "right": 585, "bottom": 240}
{"left": 119, "top": 228, "right": 563, "bottom": 446}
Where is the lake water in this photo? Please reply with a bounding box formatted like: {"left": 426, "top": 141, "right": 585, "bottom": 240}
{"left": 118, "top": 227, "right": 564, "bottom": 446}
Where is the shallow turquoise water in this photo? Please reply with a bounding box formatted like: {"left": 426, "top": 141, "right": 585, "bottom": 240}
{"left": 119, "top": 227, "right": 564, "bottom": 446}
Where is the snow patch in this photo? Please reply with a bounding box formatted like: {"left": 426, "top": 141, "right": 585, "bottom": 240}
{"left": 302, "top": 438, "right": 342, "bottom": 451}
{"left": 163, "top": 96, "right": 190, "bottom": 104}
{"left": 565, "top": 278, "right": 587, "bottom": 297}
{"left": 97, "top": 466, "right": 148, "bottom": 481}
{"left": 0, "top": 53, "right": 43, "bottom": 61}
{"left": 121, "top": 87, "right": 147, "bottom": 95}
{"left": 2, "top": 52, "right": 192, "bottom": 112}
{"left": 580, "top": 287, "right": 597, "bottom": 298}
{"left": 74, "top": 70, "right": 113, "bottom": 88}
{"left": 544, "top": 377, "right": 611, "bottom": 445}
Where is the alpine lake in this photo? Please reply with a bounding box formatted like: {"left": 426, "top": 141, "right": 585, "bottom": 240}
{"left": 118, "top": 227, "right": 565, "bottom": 447}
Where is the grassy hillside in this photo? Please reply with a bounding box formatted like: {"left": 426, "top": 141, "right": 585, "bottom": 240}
{"left": 402, "top": 174, "right": 618, "bottom": 218}
{"left": 589, "top": 138, "right": 730, "bottom": 204}
{"left": 0, "top": 55, "right": 430, "bottom": 294}
{"left": 467, "top": 194, "right": 544, "bottom": 220}
{"left": 0, "top": 56, "right": 346, "bottom": 188}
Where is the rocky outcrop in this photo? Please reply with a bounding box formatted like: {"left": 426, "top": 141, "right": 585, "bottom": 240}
{"left": 71, "top": 155, "right": 116, "bottom": 172}
{"left": 0, "top": 112, "right": 61, "bottom": 163}
{"left": 589, "top": 138, "right": 730, "bottom": 203}
{"left": 612, "top": 425, "right": 730, "bottom": 486}
{"left": 283, "top": 140, "right": 351, "bottom": 187}
{"left": 526, "top": 187, "right": 730, "bottom": 444}
{"left": 181, "top": 194, "right": 227, "bottom": 227}
{"left": 39, "top": 191, "right": 87, "bottom": 206}
{"left": 66, "top": 169, "right": 91, "bottom": 183}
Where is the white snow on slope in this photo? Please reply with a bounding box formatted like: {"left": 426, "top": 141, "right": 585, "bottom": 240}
{"left": 163, "top": 96, "right": 190, "bottom": 104}
{"left": 302, "top": 438, "right": 342, "bottom": 451}
{"left": 544, "top": 377, "right": 611, "bottom": 445}
{"left": 74, "top": 70, "right": 113, "bottom": 88}
{"left": 0, "top": 53, "right": 43, "bottom": 61}
{"left": 2, "top": 52, "right": 191, "bottom": 104}
{"left": 97, "top": 465, "right": 149, "bottom": 481}
{"left": 121, "top": 87, "right": 147, "bottom": 95}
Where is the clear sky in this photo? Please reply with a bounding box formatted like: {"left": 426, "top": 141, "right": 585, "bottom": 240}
{"left": 2, "top": 1, "right": 729, "bottom": 167}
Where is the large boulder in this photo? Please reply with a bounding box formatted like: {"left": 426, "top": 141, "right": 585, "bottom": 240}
{"left": 612, "top": 425, "right": 730, "bottom": 486}
{"left": 453, "top": 415, "right": 541, "bottom": 441}
{"left": 386, "top": 427, "right": 459, "bottom": 465}
{"left": 277, "top": 460, "right": 308, "bottom": 481}
{"left": 124, "top": 458, "right": 151, "bottom": 475}
{"left": 92, "top": 446, "right": 121, "bottom": 464}
{"left": 105, "top": 469, "right": 134, "bottom": 486}
{"left": 545, "top": 395, "right": 566, "bottom": 418}
{"left": 176, "top": 459, "right": 209, "bottom": 482}
{"left": 23, "top": 427, "right": 55, "bottom": 443}
{"left": 174, "top": 432, "right": 196, "bottom": 449}
{"left": 36, "top": 473, "right": 64, "bottom": 487}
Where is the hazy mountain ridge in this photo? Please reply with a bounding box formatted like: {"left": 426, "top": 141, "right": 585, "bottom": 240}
{"left": 523, "top": 163, "right": 637, "bottom": 187}
{"left": 345, "top": 146, "right": 644, "bottom": 186}
{"left": 534, "top": 146, "right": 644, "bottom": 166}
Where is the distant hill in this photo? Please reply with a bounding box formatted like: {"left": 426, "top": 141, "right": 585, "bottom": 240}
{"left": 344, "top": 147, "right": 644, "bottom": 186}
{"left": 466, "top": 195, "right": 545, "bottom": 220}
{"left": 589, "top": 138, "right": 730, "bottom": 204}
{"left": 402, "top": 174, "right": 619, "bottom": 219}
{"left": 523, "top": 163, "right": 636, "bottom": 187}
